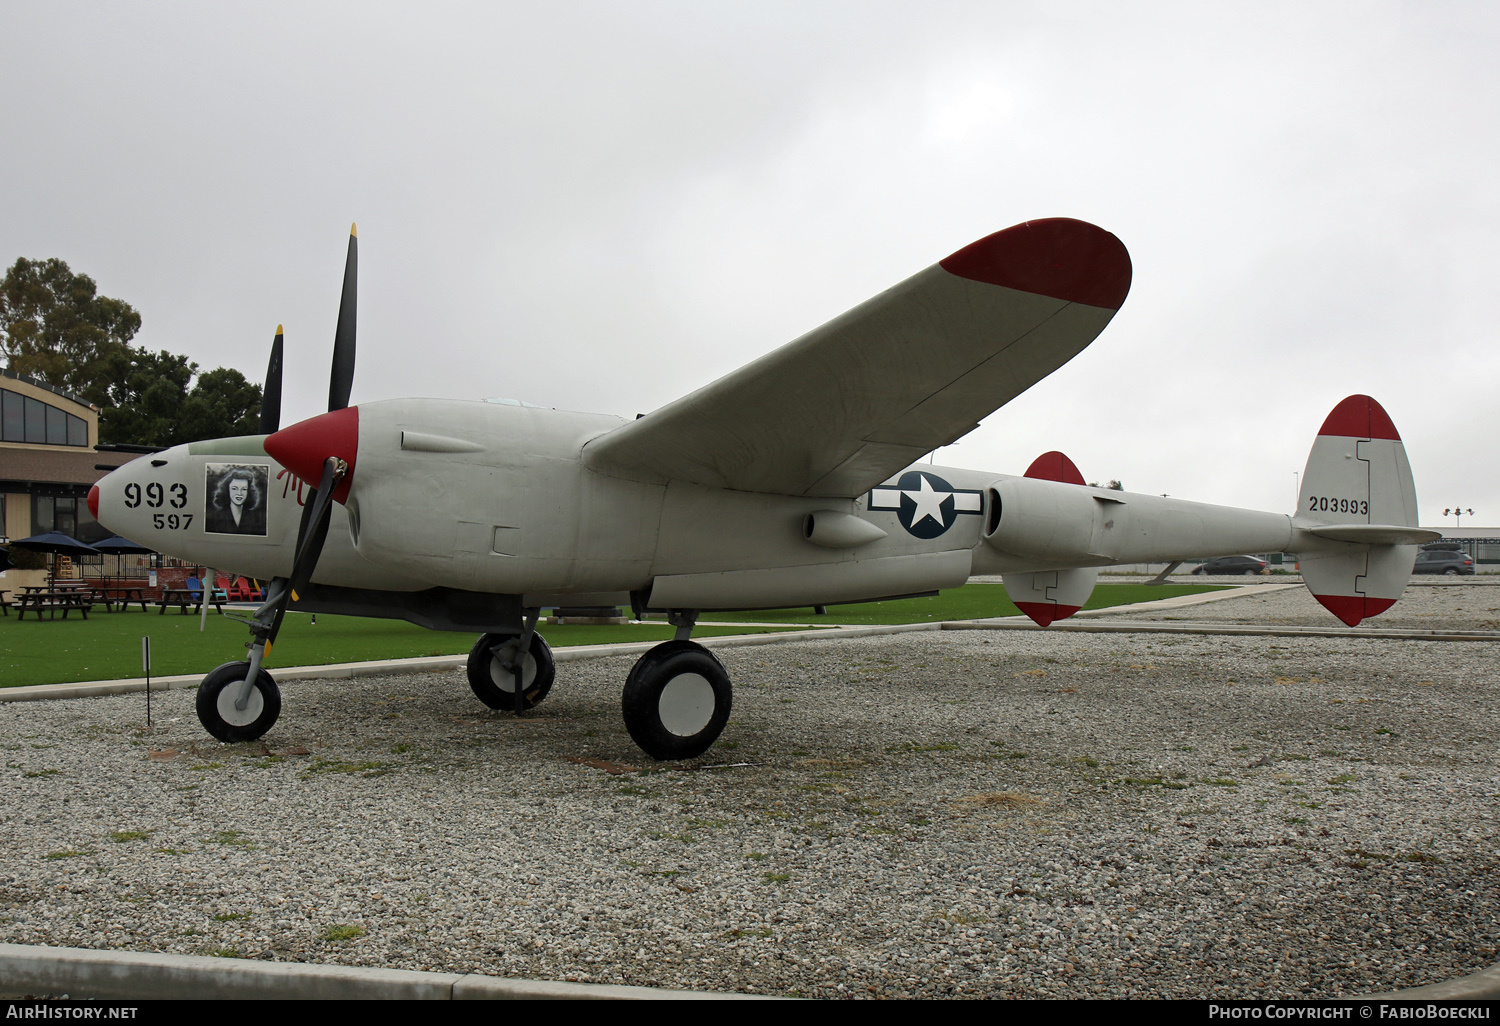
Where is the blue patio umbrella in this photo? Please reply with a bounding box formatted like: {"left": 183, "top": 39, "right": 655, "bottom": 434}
{"left": 10, "top": 531, "right": 103, "bottom": 582}
{"left": 89, "top": 536, "right": 154, "bottom": 554}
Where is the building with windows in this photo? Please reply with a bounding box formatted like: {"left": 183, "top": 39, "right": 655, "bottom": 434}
{"left": 0, "top": 368, "right": 129, "bottom": 547}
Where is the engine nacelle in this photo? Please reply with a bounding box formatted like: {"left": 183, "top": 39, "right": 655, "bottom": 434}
{"left": 982, "top": 476, "right": 1117, "bottom": 564}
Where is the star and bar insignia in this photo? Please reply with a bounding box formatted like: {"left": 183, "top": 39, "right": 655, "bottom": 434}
{"left": 867, "top": 471, "right": 983, "bottom": 539}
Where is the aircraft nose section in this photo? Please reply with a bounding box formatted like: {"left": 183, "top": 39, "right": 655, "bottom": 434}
{"left": 264, "top": 406, "right": 360, "bottom": 503}
{"left": 88, "top": 484, "right": 99, "bottom": 520}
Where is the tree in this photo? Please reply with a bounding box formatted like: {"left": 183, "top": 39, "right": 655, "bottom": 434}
{"left": 98, "top": 348, "right": 261, "bottom": 447}
{"left": 0, "top": 258, "right": 140, "bottom": 406}
{"left": 2, "top": 256, "right": 262, "bottom": 447}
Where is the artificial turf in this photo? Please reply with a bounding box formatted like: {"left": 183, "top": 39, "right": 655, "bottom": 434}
{"left": 0, "top": 581, "right": 1225, "bottom": 687}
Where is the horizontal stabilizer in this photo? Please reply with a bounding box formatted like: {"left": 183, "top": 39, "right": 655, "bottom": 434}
{"left": 584, "top": 219, "right": 1130, "bottom": 498}
{"left": 1303, "top": 524, "right": 1441, "bottom": 545}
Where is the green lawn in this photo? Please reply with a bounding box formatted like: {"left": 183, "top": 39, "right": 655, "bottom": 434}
{"left": 709, "top": 581, "right": 1226, "bottom": 625}
{"left": 0, "top": 582, "right": 1225, "bottom": 688}
{"left": 0, "top": 611, "right": 800, "bottom": 688}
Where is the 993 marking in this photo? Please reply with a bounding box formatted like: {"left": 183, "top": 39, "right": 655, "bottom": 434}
{"left": 1308, "top": 496, "right": 1368, "bottom": 515}
{"left": 124, "top": 481, "right": 190, "bottom": 511}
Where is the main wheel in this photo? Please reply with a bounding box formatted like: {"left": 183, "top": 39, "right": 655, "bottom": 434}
{"left": 467, "top": 632, "right": 556, "bottom": 710}
{"left": 195, "top": 661, "right": 282, "bottom": 742}
{"left": 621, "top": 641, "right": 732, "bottom": 760}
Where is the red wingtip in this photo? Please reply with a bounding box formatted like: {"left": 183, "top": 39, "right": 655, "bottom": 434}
{"left": 1318, "top": 395, "right": 1400, "bottom": 441}
{"left": 939, "top": 218, "right": 1132, "bottom": 310}
{"left": 264, "top": 406, "right": 360, "bottom": 503}
{"left": 1015, "top": 601, "right": 1081, "bottom": 627}
{"left": 1024, "top": 451, "right": 1087, "bottom": 485}
{"left": 1313, "top": 593, "right": 1397, "bottom": 627}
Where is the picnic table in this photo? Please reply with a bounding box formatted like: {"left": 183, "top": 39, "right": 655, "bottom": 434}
{"left": 158, "top": 588, "right": 225, "bottom": 615}
{"left": 12, "top": 589, "right": 94, "bottom": 620}
{"left": 88, "top": 584, "right": 152, "bottom": 613}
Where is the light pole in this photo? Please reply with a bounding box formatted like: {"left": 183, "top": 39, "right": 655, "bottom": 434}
{"left": 1444, "top": 507, "right": 1475, "bottom": 528}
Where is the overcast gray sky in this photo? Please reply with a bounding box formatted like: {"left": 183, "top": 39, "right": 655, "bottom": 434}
{"left": 4, "top": 0, "right": 1496, "bottom": 525}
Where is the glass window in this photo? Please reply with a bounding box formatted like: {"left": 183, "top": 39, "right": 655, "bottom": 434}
{"left": 24, "top": 396, "right": 46, "bottom": 443}
{"left": 67, "top": 413, "right": 87, "bottom": 446}
{"left": 1, "top": 390, "right": 21, "bottom": 442}
{"left": 33, "top": 495, "right": 54, "bottom": 533}
{"left": 46, "top": 404, "right": 66, "bottom": 445}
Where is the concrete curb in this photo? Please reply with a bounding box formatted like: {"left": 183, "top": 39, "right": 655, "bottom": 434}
{"left": 0, "top": 943, "right": 760, "bottom": 1000}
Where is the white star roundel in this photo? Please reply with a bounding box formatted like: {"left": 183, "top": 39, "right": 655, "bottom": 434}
{"left": 867, "top": 471, "right": 983, "bottom": 539}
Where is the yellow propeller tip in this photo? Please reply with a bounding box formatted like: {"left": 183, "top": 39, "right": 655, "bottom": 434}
{"left": 350, "top": 223, "right": 357, "bottom": 238}
{"left": 275, "top": 324, "right": 284, "bottom": 335}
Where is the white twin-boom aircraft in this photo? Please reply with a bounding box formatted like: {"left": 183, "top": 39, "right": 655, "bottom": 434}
{"left": 90, "top": 219, "right": 1436, "bottom": 759}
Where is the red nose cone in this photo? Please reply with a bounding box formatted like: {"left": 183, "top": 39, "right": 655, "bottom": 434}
{"left": 264, "top": 406, "right": 359, "bottom": 503}
{"left": 87, "top": 484, "right": 100, "bottom": 520}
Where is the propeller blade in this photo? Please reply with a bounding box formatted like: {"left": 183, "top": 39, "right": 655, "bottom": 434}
{"left": 260, "top": 326, "right": 284, "bottom": 434}
{"left": 259, "top": 457, "right": 342, "bottom": 648}
{"left": 289, "top": 458, "right": 340, "bottom": 598}
{"left": 328, "top": 224, "right": 357, "bottom": 412}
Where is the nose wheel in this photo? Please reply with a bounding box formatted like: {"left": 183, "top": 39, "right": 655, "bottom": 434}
{"left": 195, "top": 661, "right": 283, "bottom": 742}
{"left": 467, "top": 631, "right": 556, "bottom": 711}
{"left": 621, "top": 640, "right": 732, "bottom": 760}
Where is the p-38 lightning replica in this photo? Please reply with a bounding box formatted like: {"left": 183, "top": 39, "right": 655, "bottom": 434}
{"left": 90, "top": 219, "right": 1436, "bottom": 759}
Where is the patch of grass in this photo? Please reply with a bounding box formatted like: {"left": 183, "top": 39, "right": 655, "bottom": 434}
{"left": 206, "top": 830, "right": 253, "bottom": 847}
{"left": 762, "top": 872, "right": 792, "bottom": 884}
{"left": 108, "top": 830, "right": 153, "bottom": 843}
{"left": 322, "top": 924, "right": 367, "bottom": 942}
{"left": 952, "top": 791, "right": 1042, "bottom": 810}
{"left": 302, "top": 758, "right": 394, "bottom": 778}
{"left": 44, "top": 850, "right": 94, "bottom": 860}
{"left": 211, "top": 912, "right": 250, "bottom": 922}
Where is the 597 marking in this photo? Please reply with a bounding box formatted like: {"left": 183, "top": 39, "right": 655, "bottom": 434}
{"left": 151, "top": 513, "right": 193, "bottom": 530}
{"left": 1308, "top": 496, "right": 1368, "bottom": 515}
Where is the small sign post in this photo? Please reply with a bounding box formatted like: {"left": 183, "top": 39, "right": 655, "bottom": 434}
{"left": 142, "top": 636, "right": 152, "bottom": 727}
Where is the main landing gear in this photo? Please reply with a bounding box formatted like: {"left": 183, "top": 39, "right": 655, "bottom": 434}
{"left": 192, "top": 603, "right": 736, "bottom": 761}
{"left": 466, "top": 607, "right": 735, "bottom": 760}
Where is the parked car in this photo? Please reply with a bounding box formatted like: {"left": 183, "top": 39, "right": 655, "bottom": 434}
{"left": 1191, "top": 555, "right": 1269, "bottom": 576}
{"left": 1413, "top": 549, "right": 1475, "bottom": 575}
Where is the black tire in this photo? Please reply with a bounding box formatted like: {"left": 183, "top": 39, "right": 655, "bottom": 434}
{"left": 1244, "top": 568, "right": 1259, "bottom": 576}
{"left": 1444, "top": 568, "right": 1460, "bottom": 576}
{"left": 466, "top": 632, "right": 555, "bottom": 710}
{"left": 621, "top": 640, "right": 732, "bottom": 760}
{"left": 195, "top": 661, "right": 282, "bottom": 742}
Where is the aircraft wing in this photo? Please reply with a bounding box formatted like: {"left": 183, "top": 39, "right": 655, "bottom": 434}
{"left": 582, "top": 218, "right": 1131, "bottom": 498}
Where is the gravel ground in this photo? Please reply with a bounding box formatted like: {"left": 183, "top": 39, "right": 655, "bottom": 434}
{"left": 1, "top": 582, "right": 1496, "bottom": 999}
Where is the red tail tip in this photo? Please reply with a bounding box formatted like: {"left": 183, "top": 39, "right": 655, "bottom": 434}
{"left": 1024, "top": 451, "right": 1087, "bottom": 485}
{"left": 1313, "top": 593, "right": 1397, "bottom": 627}
{"left": 1318, "top": 395, "right": 1400, "bottom": 441}
{"left": 1015, "top": 601, "right": 1081, "bottom": 627}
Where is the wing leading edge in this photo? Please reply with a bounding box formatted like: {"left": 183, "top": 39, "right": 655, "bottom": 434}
{"left": 582, "top": 218, "right": 1132, "bottom": 498}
